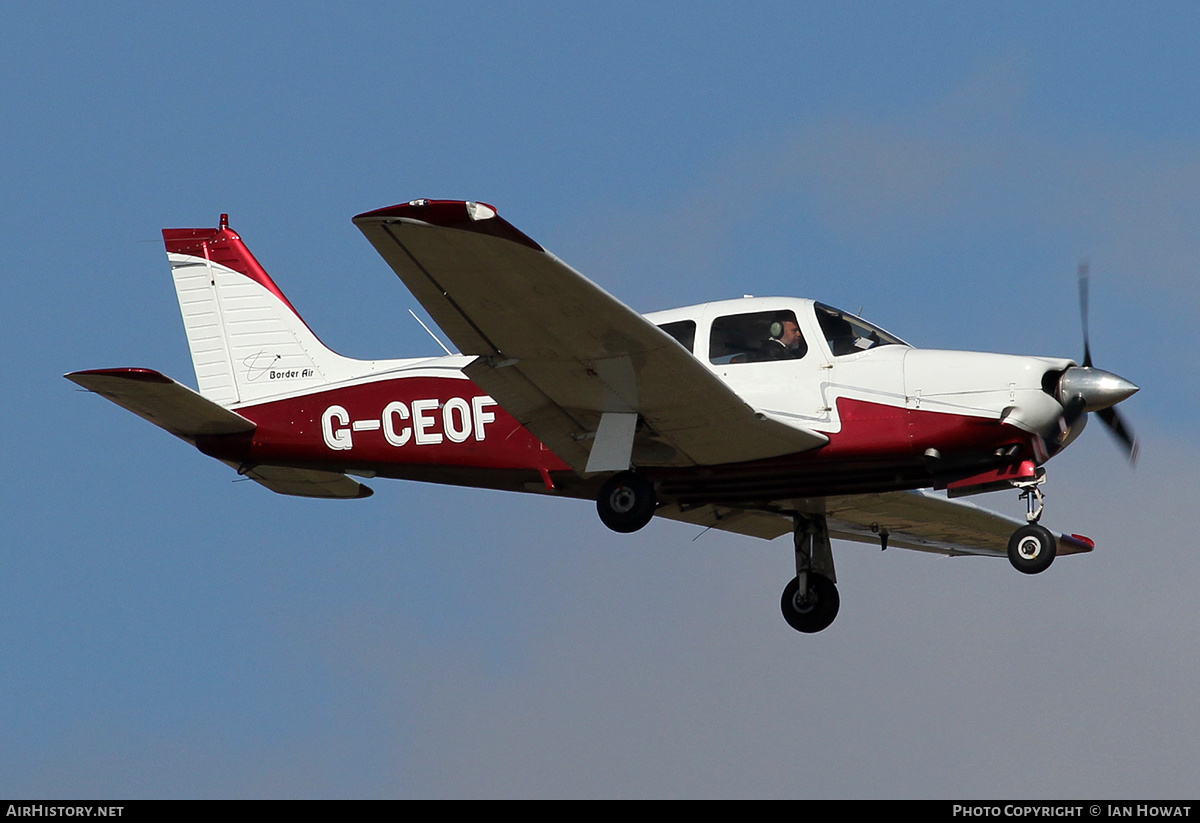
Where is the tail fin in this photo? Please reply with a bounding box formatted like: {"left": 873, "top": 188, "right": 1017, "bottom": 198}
{"left": 164, "top": 215, "right": 364, "bottom": 407}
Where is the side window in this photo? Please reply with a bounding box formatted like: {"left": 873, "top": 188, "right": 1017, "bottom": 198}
{"left": 657, "top": 320, "right": 696, "bottom": 353}
{"left": 709, "top": 310, "right": 807, "bottom": 364}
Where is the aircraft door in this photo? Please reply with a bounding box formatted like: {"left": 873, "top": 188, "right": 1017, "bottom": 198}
{"left": 703, "top": 305, "right": 835, "bottom": 429}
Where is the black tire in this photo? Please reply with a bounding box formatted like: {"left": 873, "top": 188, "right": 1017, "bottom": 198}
{"left": 596, "top": 471, "right": 656, "bottom": 533}
{"left": 1007, "top": 523, "right": 1057, "bottom": 575}
{"left": 780, "top": 574, "right": 840, "bottom": 633}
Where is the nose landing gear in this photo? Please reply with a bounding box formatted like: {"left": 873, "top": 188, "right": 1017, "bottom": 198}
{"left": 1007, "top": 470, "right": 1057, "bottom": 574}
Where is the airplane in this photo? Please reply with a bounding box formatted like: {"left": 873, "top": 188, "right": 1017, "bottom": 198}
{"left": 66, "top": 200, "right": 1139, "bottom": 633}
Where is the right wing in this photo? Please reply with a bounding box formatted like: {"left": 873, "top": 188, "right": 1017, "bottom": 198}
{"left": 353, "top": 200, "right": 827, "bottom": 473}
{"left": 820, "top": 489, "right": 1094, "bottom": 557}
{"left": 654, "top": 490, "right": 1094, "bottom": 557}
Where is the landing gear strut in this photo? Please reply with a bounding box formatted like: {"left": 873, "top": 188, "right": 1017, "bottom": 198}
{"left": 781, "top": 513, "right": 840, "bottom": 633}
{"left": 1007, "top": 469, "right": 1057, "bottom": 574}
{"left": 596, "top": 471, "right": 657, "bottom": 533}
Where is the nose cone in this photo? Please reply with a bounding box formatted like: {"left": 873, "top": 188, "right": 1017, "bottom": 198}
{"left": 1058, "top": 367, "right": 1139, "bottom": 412}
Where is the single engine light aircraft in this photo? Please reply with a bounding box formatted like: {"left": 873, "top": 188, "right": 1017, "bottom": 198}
{"left": 67, "top": 201, "right": 1139, "bottom": 633}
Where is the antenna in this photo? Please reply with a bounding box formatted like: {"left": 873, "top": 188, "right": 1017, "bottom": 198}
{"left": 408, "top": 309, "right": 454, "bottom": 355}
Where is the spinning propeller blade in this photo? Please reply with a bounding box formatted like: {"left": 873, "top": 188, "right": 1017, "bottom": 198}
{"left": 1078, "top": 260, "right": 1093, "bottom": 369}
{"left": 1052, "top": 259, "right": 1138, "bottom": 462}
{"left": 1098, "top": 406, "right": 1138, "bottom": 462}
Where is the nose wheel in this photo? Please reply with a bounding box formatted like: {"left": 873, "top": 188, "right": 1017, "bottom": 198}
{"left": 1008, "top": 472, "right": 1057, "bottom": 574}
{"left": 1007, "top": 523, "right": 1056, "bottom": 574}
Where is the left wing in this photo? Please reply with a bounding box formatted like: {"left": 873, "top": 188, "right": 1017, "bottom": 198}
{"left": 353, "top": 200, "right": 827, "bottom": 473}
{"left": 655, "top": 491, "right": 1094, "bottom": 557}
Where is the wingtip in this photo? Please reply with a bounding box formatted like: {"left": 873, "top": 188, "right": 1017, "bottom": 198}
{"left": 1060, "top": 533, "right": 1096, "bottom": 554}
{"left": 352, "top": 199, "right": 544, "bottom": 252}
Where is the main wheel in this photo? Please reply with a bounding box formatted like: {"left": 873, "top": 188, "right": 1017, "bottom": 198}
{"left": 1007, "top": 523, "right": 1057, "bottom": 575}
{"left": 780, "top": 574, "right": 840, "bottom": 633}
{"left": 596, "top": 471, "right": 656, "bottom": 533}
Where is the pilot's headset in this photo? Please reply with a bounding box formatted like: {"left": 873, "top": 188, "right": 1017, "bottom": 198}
{"left": 770, "top": 320, "right": 784, "bottom": 338}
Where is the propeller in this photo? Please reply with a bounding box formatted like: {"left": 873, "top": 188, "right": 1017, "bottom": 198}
{"left": 1079, "top": 260, "right": 1093, "bottom": 368}
{"left": 1050, "top": 260, "right": 1139, "bottom": 461}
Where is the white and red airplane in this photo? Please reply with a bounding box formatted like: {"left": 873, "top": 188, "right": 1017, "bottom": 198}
{"left": 67, "top": 200, "right": 1139, "bottom": 633}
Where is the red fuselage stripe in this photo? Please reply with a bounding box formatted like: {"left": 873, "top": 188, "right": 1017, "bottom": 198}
{"left": 199, "top": 376, "right": 1035, "bottom": 499}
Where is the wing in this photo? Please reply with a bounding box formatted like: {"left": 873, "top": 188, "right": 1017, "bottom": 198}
{"left": 820, "top": 490, "right": 1094, "bottom": 557}
{"left": 353, "top": 200, "right": 827, "bottom": 473}
{"left": 655, "top": 491, "right": 1094, "bottom": 557}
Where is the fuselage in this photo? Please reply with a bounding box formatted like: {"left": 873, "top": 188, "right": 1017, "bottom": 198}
{"left": 193, "top": 296, "right": 1075, "bottom": 506}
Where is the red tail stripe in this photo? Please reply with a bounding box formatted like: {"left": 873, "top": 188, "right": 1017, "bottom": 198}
{"left": 162, "top": 222, "right": 304, "bottom": 320}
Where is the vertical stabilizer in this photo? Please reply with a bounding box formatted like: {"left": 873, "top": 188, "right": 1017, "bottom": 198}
{"left": 163, "top": 217, "right": 364, "bottom": 407}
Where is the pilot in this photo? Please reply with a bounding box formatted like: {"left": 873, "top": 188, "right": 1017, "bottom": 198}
{"left": 820, "top": 313, "right": 859, "bottom": 356}
{"left": 758, "top": 316, "right": 806, "bottom": 360}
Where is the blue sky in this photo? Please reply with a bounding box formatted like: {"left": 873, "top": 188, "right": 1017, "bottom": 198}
{"left": 3, "top": 2, "right": 1198, "bottom": 798}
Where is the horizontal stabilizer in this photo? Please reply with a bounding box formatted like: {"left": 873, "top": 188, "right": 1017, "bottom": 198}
{"left": 65, "top": 368, "right": 255, "bottom": 441}
{"left": 228, "top": 464, "right": 373, "bottom": 499}
{"left": 68, "top": 368, "right": 372, "bottom": 500}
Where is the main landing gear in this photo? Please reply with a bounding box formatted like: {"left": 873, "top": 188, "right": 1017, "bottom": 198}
{"left": 1007, "top": 470, "right": 1057, "bottom": 575}
{"left": 592, "top": 475, "right": 841, "bottom": 633}
{"left": 781, "top": 513, "right": 840, "bottom": 633}
{"left": 596, "top": 471, "right": 657, "bottom": 533}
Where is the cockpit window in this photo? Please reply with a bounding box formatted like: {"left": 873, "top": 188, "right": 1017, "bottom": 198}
{"left": 709, "top": 310, "right": 807, "bottom": 364}
{"left": 814, "top": 303, "right": 907, "bottom": 356}
{"left": 657, "top": 320, "right": 696, "bottom": 353}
